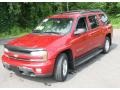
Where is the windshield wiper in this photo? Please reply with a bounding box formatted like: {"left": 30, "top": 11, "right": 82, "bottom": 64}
{"left": 32, "top": 30, "right": 42, "bottom": 33}
{"left": 33, "top": 30, "right": 61, "bottom": 35}
{"left": 43, "top": 31, "right": 61, "bottom": 34}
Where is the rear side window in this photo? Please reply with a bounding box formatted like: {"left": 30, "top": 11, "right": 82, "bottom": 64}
{"left": 88, "top": 15, "right": 99, "bottom": 29}
{"left": 99, "top": 14, "right": 110, "bottom": 25}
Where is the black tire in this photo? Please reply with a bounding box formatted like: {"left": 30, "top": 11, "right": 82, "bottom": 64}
{"left": 54, "top": 53, "right": 68, "bottom": 82}
{"left": 102, "top": 37, "right": 110, "bottom": 53}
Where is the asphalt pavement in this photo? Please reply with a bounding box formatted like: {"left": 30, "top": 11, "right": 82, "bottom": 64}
{"left": 0, "top": 29, "right": 120, "bottom": 88}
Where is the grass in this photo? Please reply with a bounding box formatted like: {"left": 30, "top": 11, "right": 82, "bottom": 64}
{"left": 109, "top": 15, "right": 120, "bottom": 29}
{"left": 0, "top": 15, "right": 120, "bottom": 39}
{"left": 0, "top": 26, "right": 31, "bottom": 39}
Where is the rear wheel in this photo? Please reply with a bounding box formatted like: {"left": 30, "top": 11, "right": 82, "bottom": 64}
{"left": 54, "top": 53, "right": 68, "bottom": 82}
{"left": 103, "top": 37, "right": 110, "bottom": 53}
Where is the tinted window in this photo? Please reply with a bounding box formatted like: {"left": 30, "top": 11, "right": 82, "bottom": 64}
{"left": 76, "top": 17, "right": 87, "bottom": 31}
{"left": 88, "top": 15, "right": 99, "bottom": 29}
{"left": 99, "top": 14, "right": 110, "bottom": 25}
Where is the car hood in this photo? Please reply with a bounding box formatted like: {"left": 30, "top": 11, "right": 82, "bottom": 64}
{"left": 8, "top": 33, "right": 63, "bottom": 49}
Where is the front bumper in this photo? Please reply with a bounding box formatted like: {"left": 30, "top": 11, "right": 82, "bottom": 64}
{"left": 2, "top": 55, "right": 55, "bottom": 77}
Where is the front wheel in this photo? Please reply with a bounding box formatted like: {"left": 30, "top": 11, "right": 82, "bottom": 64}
{"left": 103, "top": 37, "right": 110, "bottom": 53}
{"left": 53, "top": 53, "right": 68, "bottom": 82}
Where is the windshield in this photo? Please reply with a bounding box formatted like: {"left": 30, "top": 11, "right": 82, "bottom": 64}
{"left": 33, "top": 18, "right": 73, "bottom": 35}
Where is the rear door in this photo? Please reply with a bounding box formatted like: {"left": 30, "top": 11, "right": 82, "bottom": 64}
{"left": 87, "top": 15, "right": 103, "bottom": 49}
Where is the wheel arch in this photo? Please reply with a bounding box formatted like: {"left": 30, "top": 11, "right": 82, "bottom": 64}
{"left": 106, "top": 33, "right": 112, "bottom": 45}
{"left": 55, "top": 49, "right": 75, "bottom": 70}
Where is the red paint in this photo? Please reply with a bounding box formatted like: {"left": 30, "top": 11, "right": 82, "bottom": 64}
{"left": 2, "top": 11, "right": 113, "bottom": 76}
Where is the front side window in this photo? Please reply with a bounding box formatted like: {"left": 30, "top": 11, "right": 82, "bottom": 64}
{"left": 88, "top": 15, "right": 99, "bottom": 29}
{"left": 76, "top": 17, "right": 87, "bottom": 31}
{"left": 33, "top": 18, "right": 73, "bottom": 35}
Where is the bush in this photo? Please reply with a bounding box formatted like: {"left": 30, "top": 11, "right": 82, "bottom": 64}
{"left": 0, "top": 26, "right": 31, "bottom": 38}
{"left": 0, "top": 2, "right": 120, "bottom": 38}
{"left": 109, "top": 15, "right": 120, "bottom": 29}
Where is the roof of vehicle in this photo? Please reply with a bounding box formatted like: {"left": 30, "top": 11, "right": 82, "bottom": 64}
{"left": 49, "top": 9, "right": 104, "bottom": 19}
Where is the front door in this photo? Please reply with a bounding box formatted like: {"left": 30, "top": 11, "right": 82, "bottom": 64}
{"left": 71, "top": 17, "right": 90, "bottom": 58}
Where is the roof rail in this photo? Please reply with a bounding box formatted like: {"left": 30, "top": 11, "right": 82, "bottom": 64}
{"left": 58, "top": 9, "right": 103, "bottom": 14}
{"left": 81, "top": 9, "right": 104, "bottom": 14}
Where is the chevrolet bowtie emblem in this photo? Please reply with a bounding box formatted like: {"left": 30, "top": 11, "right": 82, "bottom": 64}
{"left": 14, "top": 54, "right": 18, "bottom": 57}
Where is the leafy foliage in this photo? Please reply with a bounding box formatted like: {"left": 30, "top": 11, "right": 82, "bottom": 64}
{"left": 0, "top": 2, "right": 120, "bottom": 38}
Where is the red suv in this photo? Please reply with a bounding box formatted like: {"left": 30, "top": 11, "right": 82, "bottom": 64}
{"left": 2, "top": 10, "right": 113, "bottom": 81}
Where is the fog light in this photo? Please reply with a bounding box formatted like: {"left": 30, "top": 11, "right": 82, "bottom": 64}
{"left": 35, "top": 68, "right": 42, "bottom": 73}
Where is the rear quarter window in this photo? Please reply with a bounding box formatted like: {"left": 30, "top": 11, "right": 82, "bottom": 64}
{"left": 99, "top": 14, "right": 110, "bottom": 25}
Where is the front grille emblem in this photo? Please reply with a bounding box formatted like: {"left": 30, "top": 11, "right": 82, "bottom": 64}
{"left": 14, "top": 54, "right": 18, "bottom": 58}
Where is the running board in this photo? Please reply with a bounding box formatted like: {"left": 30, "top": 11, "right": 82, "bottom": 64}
{"left": 74, "top": 49, "right": 103, "bottom": 67}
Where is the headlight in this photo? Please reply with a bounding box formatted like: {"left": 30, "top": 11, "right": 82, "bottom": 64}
{"left": 4, "top": 48, "right": 9, "bottom": 52}
{"left": 30, "top": 50, "right": 48, "bottom": 62}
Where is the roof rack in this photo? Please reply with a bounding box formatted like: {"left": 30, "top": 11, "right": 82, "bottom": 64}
{"left": 59, "top": 9, "right": 103, "bottom": 14}
{"left": 81, "top": 9, "right": 104, "bottom": 14}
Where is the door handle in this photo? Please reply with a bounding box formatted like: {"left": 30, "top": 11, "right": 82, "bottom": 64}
{"left": 88, "top": 31, "right": 96, "bottom": 36}
{"left": 88, "top": 33, "right": 94, "bottom": 36}
{"left": 88, "top": 34, "right": 92, "bottom": 36}
{"left": 88, "top": 33, "right": 97, "bottom": 38}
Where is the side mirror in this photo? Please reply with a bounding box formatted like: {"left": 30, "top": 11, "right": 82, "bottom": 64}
{"left": 74, "top": 28, "right": 86, "bottom": 35}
